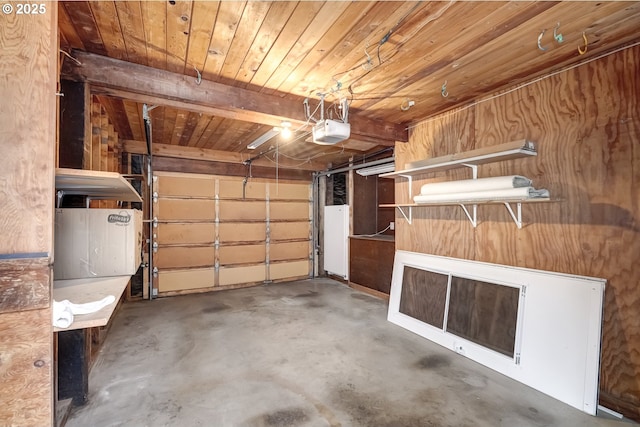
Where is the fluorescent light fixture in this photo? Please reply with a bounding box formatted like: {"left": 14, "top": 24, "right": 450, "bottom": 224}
{"left": 247, "top": 121, "right": 294, "bottom": 149}
{"left": 247, "top": 127, "right": 280, "bottom": 150}
{"left": 356, "top": 162, "right": 395, "bottom": 176}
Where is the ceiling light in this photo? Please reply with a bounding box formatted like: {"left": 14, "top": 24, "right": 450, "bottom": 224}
{"left": 247, "top": 127, "right": 280, "bottom": 150}
{"left": 356, "top": 162, "right": 395, "bottom": 176}
{"left": 246, "top": 121, "right": 293, "bottom": 149}
{"left": 280, "top": 121, "right": 292, "bottom": 139}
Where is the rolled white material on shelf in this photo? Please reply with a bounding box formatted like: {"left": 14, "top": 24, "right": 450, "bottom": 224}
{"left": 420, "top": 175, "right": 532, "bottom": 196}
{"left": 413, "top": 186, "right": 549, "bottom": 204}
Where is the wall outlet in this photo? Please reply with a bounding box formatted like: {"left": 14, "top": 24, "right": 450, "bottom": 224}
{"left": 389, "top": 221, "right": 395, "bottom": 230}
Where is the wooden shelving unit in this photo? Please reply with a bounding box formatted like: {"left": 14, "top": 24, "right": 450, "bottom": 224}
{"left": 380, "top": 140, "right": 551, "bottom": 228}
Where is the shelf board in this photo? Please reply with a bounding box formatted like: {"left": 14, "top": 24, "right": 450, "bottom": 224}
{"left": 381, "top": 198, "right": 551, "bottom": 208}
{"left": 56, "top": 168, "right": 142, "bottom": 202}
{"left": 381, "top": 139, "right": 536, "bottom": 178}
{"left": 53, "top": 275, "right": 130, "bottom": 332}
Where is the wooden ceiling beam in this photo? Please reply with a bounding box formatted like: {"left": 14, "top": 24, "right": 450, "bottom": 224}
{"left": 121, "top": 140, "right": 326, "bottom": 171}
{"left": 62, "top": 51, "right": 408, "bottom": 144}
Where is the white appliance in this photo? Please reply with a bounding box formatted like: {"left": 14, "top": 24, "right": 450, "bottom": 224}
{"left": 323, "top": 205, "right": 349, "bottom": 278}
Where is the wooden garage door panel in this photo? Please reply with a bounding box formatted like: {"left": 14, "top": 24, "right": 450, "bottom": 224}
{"left": 218, "top": 180, "right": 266, "bottom": 199}
{"left": 270, "top": 260, "right": 310, "bottom": 280}
{"left": 219, "top": 223, "right": 266, "bottom": 242}
{"left": 158, "top": 268, "right": 215, "bottom": 293}
{"left": 270, "top": 222, "right": 309, "bottom": 241}
{"left": 157, "top": 175, "right": 215, "bottom": 198}
{"left": 219, "top": 200, "right": 266, "bottom": 221}
{"left": 219, "top": 244, "right": 265, "bottom": 265}
{"left": 268, "top": 183, "right": 310, "bottom": 200}
{"left": 270, "top": 202, "right": 309, "bottom": 220}
{"left": 220, "top": 264, "right": 265, "bottom": 286}
{"left": 156, "top": 246, "right": 215, "bottom": 269}
{"left": 157, "top": 199, "right": 215, "bottom": 221}
{"left": 270, "top": 241, "right": 309, "bottom": 261}
{"left": 158, "top": 223, "right": 215, "bottom": 245}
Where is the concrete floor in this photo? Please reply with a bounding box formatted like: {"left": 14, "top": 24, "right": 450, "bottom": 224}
{"left": 66, "top": 278, "right": 636, "bottom": 427}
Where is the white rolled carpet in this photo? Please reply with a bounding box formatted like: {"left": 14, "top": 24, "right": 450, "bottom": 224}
{"left": 419, "top": 175, "right": 532, "bottom": 195}
{"left": 413, "top": 186, "right": 549, "bottom": 203}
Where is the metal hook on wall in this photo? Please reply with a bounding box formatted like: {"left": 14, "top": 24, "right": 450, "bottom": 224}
{"left": 553, "top": 22, "right": 564, "bottom": 43}
{"left": 441, "top": 81, "right": 449, "bottom": 98}
{"left": 578, "top": 32, "right": 588, "bottom": 55}
{"left": 194, "top": 66, "right": 202, "bottom": 85}
{"left": 537, "top": 29, "right": 549, "bottom": 51}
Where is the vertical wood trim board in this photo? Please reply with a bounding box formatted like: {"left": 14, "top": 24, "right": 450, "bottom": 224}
{"left": 0, "top": 5, "right": 57, "bottom": 426}
{"left": 0, "top": 258, "right": 51, "bottom": 314}
{"left": 394, "top": 45, "right": 640, "bottom": 419}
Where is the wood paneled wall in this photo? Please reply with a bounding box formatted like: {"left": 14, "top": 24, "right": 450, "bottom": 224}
{"left": 89, "top": 96, "right": 121, "bottom": 210}
{"left": 89, "top": 96, "right": 120, "bottom": 174}
{"left": 395, "top": 45, "right": 640, "bottom": 420}
{"left": 0, "top": 3, "right": 58, "bottom": 426}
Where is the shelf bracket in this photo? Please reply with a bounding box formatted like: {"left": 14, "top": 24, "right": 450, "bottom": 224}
{"left": 461, "top": 164, "right": 478, "bottom": 179}
{"left": 396, "top": 206, "right": 412, "bottom": 225}
{"left": 459, "top": 204, "right": 478, "bottom": 228}
{"left": 504, "top": 202, "right": 523, "bottom": 229}
{"left": 56, "top": 190, "right": 64, "bottom": 208}
{"left": 399, "top": 174, "right": 413, "bottom": 200}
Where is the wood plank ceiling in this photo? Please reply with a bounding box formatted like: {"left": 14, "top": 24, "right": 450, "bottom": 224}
{"left": 58, "top": 1, "right": 640, "bottom": 171}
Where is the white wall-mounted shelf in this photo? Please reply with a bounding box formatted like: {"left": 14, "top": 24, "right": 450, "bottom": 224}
{"left": 380, "top": 140, "right": 550, "bottom": 228}
{"left": 55, "top": 168, "right": 142, "bottom": 203}
{"left": 380, "top": 139, "right": 536, "bottom": 179}
{"left": 381, "top": 198, "right": 551, "bottom": 229}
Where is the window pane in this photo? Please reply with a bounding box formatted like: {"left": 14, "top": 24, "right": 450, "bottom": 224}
{"left": 400, "top": 266, "right": 448, "bottom": 329}
{"left": 446, "top": 277, "right": 519, "bottom": 357}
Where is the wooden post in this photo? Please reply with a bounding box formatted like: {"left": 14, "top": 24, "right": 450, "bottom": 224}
{"left": 0, "top": 3, "right": 58, "bottom": 426}
{"left": 59, "top": 80, "right": 89, "bottom": 169}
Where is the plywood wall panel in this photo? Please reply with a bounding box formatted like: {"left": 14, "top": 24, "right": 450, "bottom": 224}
{"left": 395, "top": 105, "right": 476, "bottom": 259}
{"left": 157, "top": 199, "right": 216, "bottom": 221}
{"left": 157, "top": 174, "right": 216, "bottom": 198}
{"left": 268, "top": 182, "right": 310, "bottom": 200}
{"left": 155, "top": 246, "right": 215, "bottom": 269}
{"left": 158, "top": 268, "right": 215, "bottom": 293}
{"left": 157, "top": 223, "right": 216, "bottom": 245}
{"left": 219, "top": 244, "right": 265, "bottom": 265}
{"left": 270, "top": 241, "right": 309, "bottom": 261}
{"left": 270, "top": 202, "right": 310, "bottom": 221}
{"left": 0, "top": 7, "right": 56, "bottom": 254}
{"left": 219, "top": 200, "right": 266, "bottom": 221}
{"left": 219, "top": 265, "right": 266, "bottom": 286}
{"left": 0, "top": 7, "right": 56, "bottom": 426}
{"left": 219, "top": 223, "right": 266, "bottom": 242}
{"left": 218, "top": 179, "right": 266, "bottom": 199}
{"left": 270, "top": 260, "right": 310, "bottom": 281}
{"left": 270, "top": 221, "right": 310, "bottom": 241}
{"left": 397, "top": 45, "right": 640, "bottom": 419}
{"left": 0, "top": 308, "right": 52, "bottom": 426}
